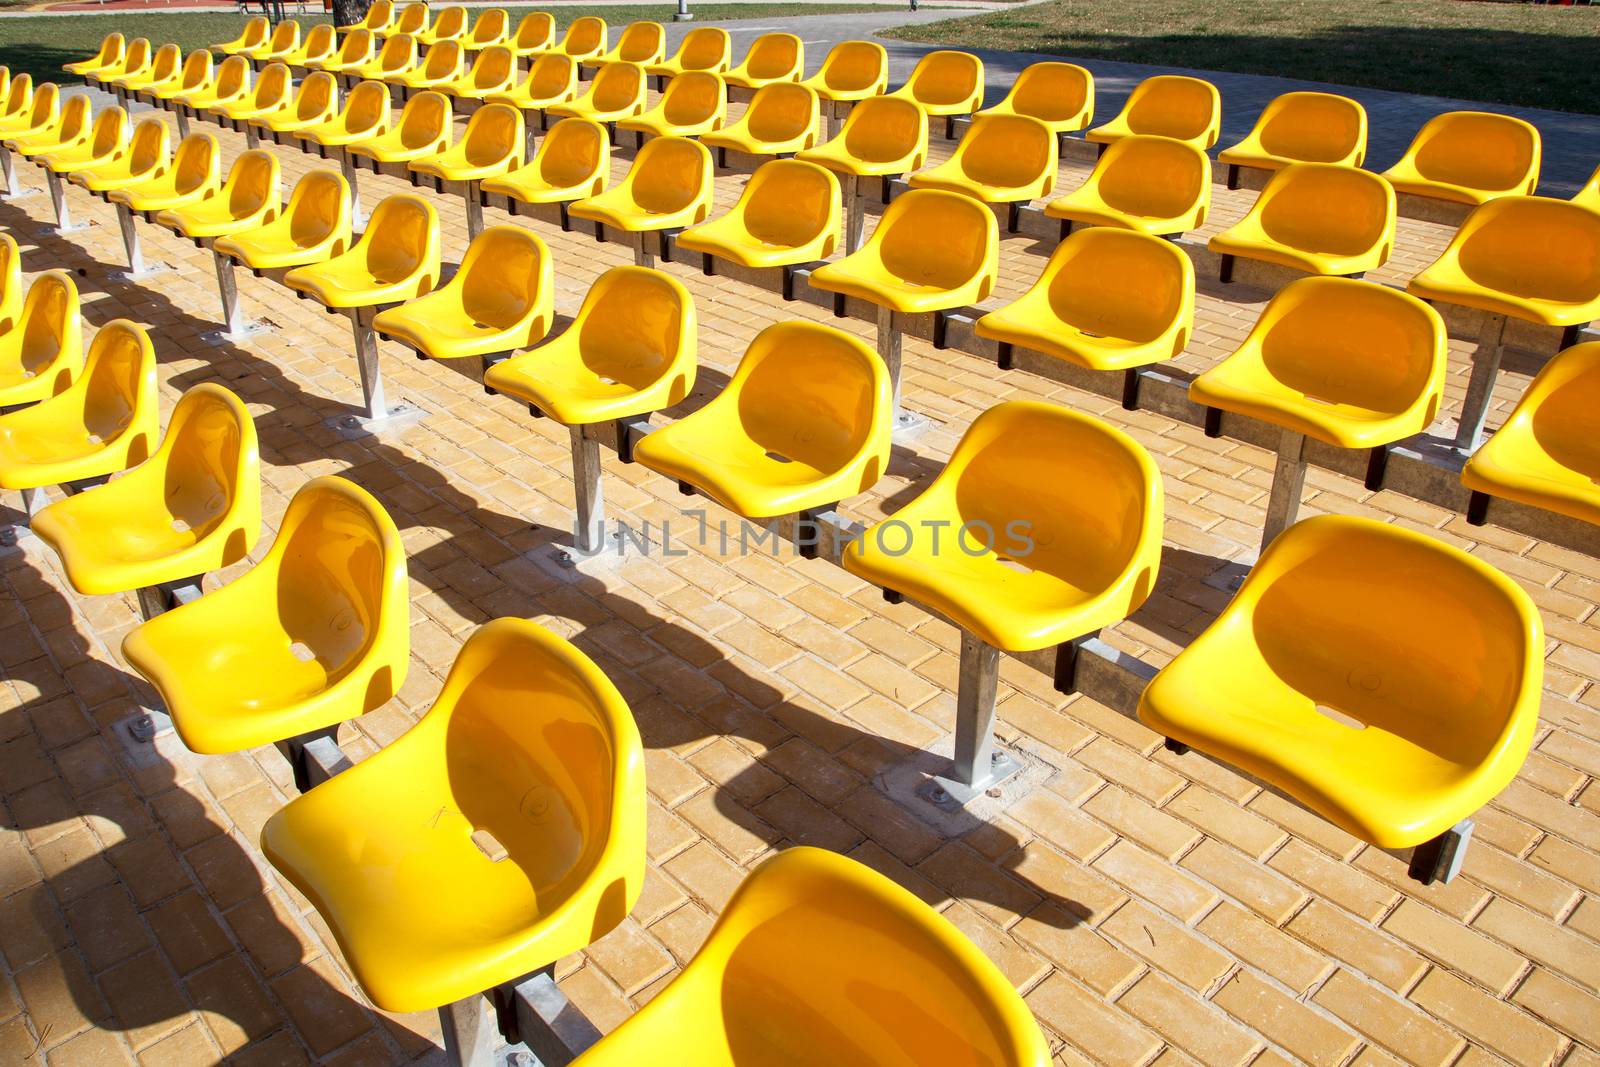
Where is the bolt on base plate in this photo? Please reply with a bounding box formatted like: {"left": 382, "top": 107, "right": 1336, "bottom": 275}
{"left": 923, "top": 748, "right": 1026, "bottom": 809}
{"left": 201, "top": 321, "right": 272, "bottom": 347}
{"left": 324, "top": 401, "right": 427, "bottom": 439}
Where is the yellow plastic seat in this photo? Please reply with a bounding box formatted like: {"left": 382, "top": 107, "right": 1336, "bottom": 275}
{"left": 908, "top": 113, "right": 1057, "bottom": 212}
{"left": 148, "top": 51, "right": 212, "bottom": 104}
{"left": 216, "top": 169, "right": 351, "bottom": 269}
{"left": 647, "top": 26, "right": 730, "bottom": 79}
{"left": 68, "top": 116, "right": 168, "bottom": 193}
{"left": 64, "top": 32, "right": 125, "bottom": 77}
{"left": 246, "top": 20, "right": 300, "bottom": 65}
{"left": 122, "top": 475, "right": 409, "bottom": 756}
{"left": 352, "top": 33, "right": 419, "bottom": 84}
{"left": 0, "top": 319, "right": 158, "bottom": 492}
{"left": 31, "top": 383, "right": 260, "bottom": 596}
{"left": 585, "top": 20, "right": 663, "bottom": 70}
{"left": 39, "top": 105, "right": 127, "bottom": 175}
{"left": 634, "top": 320, "right": 891, "bottom": 518}
{"left": 976, "top": 228, "right": 1193, "bottom": 373}
{"left": 174, "top": 55, "right": 252, "bottom": 114}
{"left": 1381, "top": 111, "right": 1541, "bottom": 206}
{"left": 569, "top": 135, "right": 712, "bottom": 234}
{"left": 107, "top": 132, "right": 219, "bottom": 214}
{"left": 0, "top": 76, "right": 30, "bottom": 127}
{"left": 618, "top": 71, "right": 725, "bottom": 140}
{"left": 575, "top": 846, "right": 1050, "bottom": 1067}
{"left": 846, "top": 400, "right": 1162, "bottom": 651}
{"left": 0, "top": 272, "right": 82, "bottom": 409}
{"left": 416, "top": 5, "right": 467, "bottom": 47}
{"left": 508, "top": 12, "right": 555, "bottom": 57}
{"left": 1463, "top": 340, "right": 1600, "bottom": 527}
{"left": 218, "top": 62, "right": 291, "bottom": 125}
{"left": 360, "top": 0, "right": 397, "bottom": 32}
{"left": 408, "top": 102, "right": 522, "bottom": 181}
{"left": 373, "top": 225, "right": 552, "bottom": 359}
{"left": 678, "top": 159, "right": 838, "bottom": 269}
{"left": 796, "top": 94, "right": 928, "bottom": 178}
{"left": 702, "top": 82, "right": 819, "bottom": 160}
{"left": 284, "top": 193, "right": 439, "bottom": 307}
{"left": 552, "top": 17, "right": 607, "bottom": 64}
{"left": 215, "top": 16, "right": 269, "bottom": 57}
{"left": 800, "top": 40, "right": 888, "bottom": 104}
{"left": 1218, "top": 92, "right": 1368, "bottom": 180}
{"left": 485, "top": 52, "right": 578, "bottom": 115}
{"left": 810, "top": 188, "right": 998, "bottom": 314}
{"left": 301, "top": 80, "right": 391, "bottom": 149}
{"left": 7, "top": 94, "right": 90, "bottom": 158}
{"left": 724, "top": 32, "right": 802, "bottom": 90}
{"left": 0, "top": 233, "right": 21, "bottom": 331}
{"left": 1086, "top": 74, "right": 1221, "bottom": 150}
{"left": 1408, "top": 196, "right": 1600, "bottom": 327}
{"left": 1139, "top": 514, "right": 1541, "bottom": 849}
{"left": 464, "top": 8, "right": 509, "bottom": 51}
{"left": 157, "top": 149, "right": 280, "bottom": 239}
{"left": 1572, "top": 163, "right": 1599, "bottom": 212}
{"left": 115, "top": 43, "right": 180, "bottom": 98}
{"left": 481, "top": 117, "right": 607, "bottom": 209}
{"left": 439, "top": 45, "right": 515, "bottom": 101}
{"left": 1209, "top": 162, "right": 1397, "bottom": 278}
{"left": 389, "top": 3, "right": 429, "bottom": 39}
{"left": 346, "top": 89, "right": 451, "bottom": 164}
{"left": 978, "top": 61, "right": 1094, "bottom": 135}
{"left": 0, "top": 83, "right": 57, "bottom": 141}
{"left": 259, "top": 614, "right": 644, "bottom": 1014}
{"left": 312, "top": 29, "right": 375, "bottom": 76}
{"left": 1190, "top": 277, "right": 1446, "bottom": 450}
{"left": 393, "top": 41, "right": 464, "bottom": 93}
{"left": 340, "top": 0, "right": 391, "bottom": 35}
{"left": 98, "top": 39, "right": 151, "bottom": 90}
{"left": 483, "top": 265, "right": 695, "bottom": 425}
{"left": 546, "top": 61, "right": 646, "bottom": 125}
{"left": 887, "top": 50, "right": 983, "bottom": 131}
{"left": 283, "top": 23, "right": 337, "bottom": 69}
{"left": 258, "top": 71, "right": 339, "bottom": 138}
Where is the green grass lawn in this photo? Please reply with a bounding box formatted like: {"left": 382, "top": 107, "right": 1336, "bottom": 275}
{"left": 885, "top": 0, "right": 1600, "bottom": 114}
{"left": 1, "top": 6, "right": 887, "bottom": 87}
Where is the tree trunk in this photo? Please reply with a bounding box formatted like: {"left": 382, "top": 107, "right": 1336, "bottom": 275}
{"left": 331, "top": 0, "right": 372, "bottom": 28}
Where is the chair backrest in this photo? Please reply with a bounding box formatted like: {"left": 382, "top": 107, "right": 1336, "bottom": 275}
{"left": 172, "top": 134, "right": 220, "bottom": 193}
{"left": 537, "top": 117, "right": 607, "bottom": 187}
{"left": 0, "top": 74, "right": 29, "bottom": 118}
{"left": 145, "top": 43, "right": 182, "bottom": 84}
{"left": 394, "top": 2, "right": 428, "bottom": 35}
{"left": 52, "top": 94, "right": 94, "bottom": 143}
{"left": 128, "top": 117, "right": 172, "bottom": 173}
{"left": 1043, "top": 228, "right": 1193, "bottom": 346}
{"left": 1120, "top": 74, "right": 1220, "bottom": 146}
{"left": 461, "top": 103, "right": 520, "bottom": 165}
{"left": 121, "top": 38, "right": 153, "bottom": 75}
{"left": 22, "top": 83, "right": 59, "bottom": 129}
{"left": 1006, "top": 62, "right": 1093, "bottom": 124}
{"left": 295, "top": 71, "right": 338, "bottom": 120}
{"left": 76, "top": 320, "right": 157, "bottom": 459}
{"left": 526, "top": 53, "right": 576, "bottom": 99}
{"left": 253, "top": 63, "right": 292, "bottom": 107}
{"left": 677, "top": 27, "right": 730, "bottom": 72}
{"left": 177, "top": 50, "right": 212, "bottom": 92}
{"left": 660, "top": 71, "right": 723, "bottom": 126}
{"left": 156, "top": 383, "right": 260, "bottom": 557}
{"left": 1251, "top": 91, "right": 1367, "bottom": 165}
{"left": 0, "top": 233, "right": 17, "bottom": 327}
{"left": 872, "top": 188, "right": 996, "bottom": 296}
{"left": 420, "top": 40, "right": 463, "bottom": 78}
{"left": 1407, "top": 111, "right": 1541, "bottom": 195}
{"left": 736, "top": 321, "right": 889, "bottom": 474}
{"left": 1575, "top": 164, "right": 1600, "bottom": 212}
{"left": 900, "top": 49, "right": 981, "bottom": 107}
{"left": 590, "top": 62, "right": 644, "bottom": 111}
{"left": 469, "top": 46, "right": 515, "bottom": 90}
{"left": 1253, "top": 162, "right": 1395, "bottom": 253}
{"left": 813, "top": 40, "right": 886, "bottom": 94}
{"left": 455, "top": 225, "right": 549, "bottom": 328}
{"left": 469, "top": 8, "right": 507, "bottom": 45}
{"left": 88, "top": 106, "right": 129, "bottom": 157}
{"left": 736, "top": 159, "right": 837, "bottom": 249}
{"left": 336, "top": 29, "right": 375, "bottom": 65}
{"left": 742, "top": 32, "right": 800, "bottom": 80}
{"left": 513, "top": 11, "right": 554, "bottom": 50}
{"left": 627, "top": 136, "right": 710, "bottom": 214}
{"left": 838, "top": 94, "right": 926, "bottom": 166}
{"left": 236, "top": 17, "right": 269, "bottom": 49}
{"left": 301, "top": 23, "right": 336, "bottom": 61}
{"left": 615, "top": 21, "right": 663, "bottom": 63}
{"left": 1094, "top": 135, "right": 1211, "bottom": 217}
{"left": 90, "top": 32, "right": 126, "bottom": 69}
{"left": 343, "top": 79, "right": 392, "bottom": 131}
{"left": 743, "top": 82, "right": 816, "bottom": 140}
{"left": 397, "top": 90, "right": 451, "bottom": 148}
{"left": 573, "top": 265, "right": 694, "bottom": 391}
{"left": 376, "top": 33, "right": 417, "bottom": 72}
{"left": 222, "top": 149, "right": 280, "bottom": 214}
{"left": 17, "top": 271, "right": 80, "bottom": 375}
{"left": 362, "top": 0, "right": 394, "bottom": 30}
{"left": 285, "top": 169, "right": 351, "bottom": 247}
{"left": 1451, "top": 197, "right": 1600, "bottom": 302}
{"left": 430, "top": 6, "right": 467, "bottom": 39}
{"left": 562, "top": 16, "right": 606, "bottom": 56}
{"left": 265, "top": 20, "right": 298, "bottom": 53}
{"left": 215, "top": 55, "right": 252, "bottom": 97}
{"left": 359, "top": 194, "right": 439, "bottom": 280}
{"left": 951, "top": 113, "right": 1055, "bottom": 188}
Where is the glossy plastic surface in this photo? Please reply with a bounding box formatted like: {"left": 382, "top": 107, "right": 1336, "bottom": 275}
{"left": 978, "top": 62, "right": 1094, "bottom": 134}
{"left": 215, "top": 169, "right": 351, "bottom": 268}
{"left": 0, "top": 271, "right": 82, "bottom": 409}
{"left": 1138, "top": 514, "right": 1543, "bottom": 849}
{"left": 486, "top": 53, "right": 578, "bottom": 113}
{"left": 702, "top": 82, "right": 819, "bottom": 158}
{"left": 554, "top": 17, "right": 607, "bottom": 63}
{"left": 1218, "top": 92, "right": 1368, "bottom": 171}
{"left": 283, "top": 24, "right": 337, "bottom": 68}
{"left": 346, "top": 89, "right": 451, "bottom": 163}
{"left": 647, "top": 26, "right": 730, "bottom": 78}
{"left": 1381, "top": 111, "right": 1541, "bottom": 206}
{"left": 1208, "top": 162, "right": 1396, "bottom": 276}
{"left": 441, "top": 45, "right": 515, "bottom": 100}
{"left": 509, "top": 12, "right": 555, "bottom": 56}
{"left": 302, "top": 79, "right": 391, "bottom": 148}
{"left": 7, "top": 94, "right": 90, "bottom": 158}
{"left": 157, "top": 149, "right": 280, "bottom": 239}
{"left": 106, "top": 132, "right": 220, "bottom": 213}
{"left": 908, "top": 113, "right": 1057, "bottom": 204}
{"left": 393, "top": 40, "right": 463, "bottom": 91}
{"left": 799, "top": 40, "right": 888, "bottom": 102}
{"left": 569, "top": 135, "right": 712, "bottom": 233}
{"left": 215, "top": 17, "right": 268, "bottom": 56}
{"left": 796, "top": 95, "right": 927, "bottom": 177}
{"left": 1086, "top": 74, "right": 1221, "bottom": 149}
{"left": 547, "top": 61, "right": 646, "bottom": 124}
{"left": 723, "top": 33, "right": 802, "bottom": 90}
{"left": 283, "top": 193, "right": 439, "bottom": 307}
{"left": 417, "top": 5, "right": 467, "bottom": 47}
{"left": 481, "top": 117, "right": 608, "bottom": 204}
{"left": 312, "top": 30, "right": 374, "bottom": 75}
{"left": 67, "top": 115, "right": 168, "bottom": 191}
{"left": 1043, "top": 134, "right": 1210, "bottom": 236}
{"left": 64, "top": 33, "right": 125, "bottom": 76}
{"left": 585, "top": 21, "right": 664, "bottom": 69}
{"left": 618, "top": 71, "right": 726, "bottom": 139}
{"left": 886, "top": 49, "right": 983, "bottom": 117}
{"left": 409, "top": 101, "right": 522, "bottom": 180}
{"left": 259, "top": 71, "right": 338, "bottom": 133}
{"left": 678, "top": 158, "right": 838, "bottom": 268}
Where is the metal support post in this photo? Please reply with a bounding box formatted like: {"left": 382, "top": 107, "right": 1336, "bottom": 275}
{"left": 927, "top": 631, "right": 1023, "bottom": 807}
{"left": 42, "top": 170, "right": 87, "bottom": 233}
{"left": 351, "top": 305, "right": 389, "bottom": 422}
{"left": 1453, "top": 310, "right": 1509, "bottom": 453}
{"left": 569, "top": 424, "right": 606, "bottom": 556}
{"left": 876, "top": 303, "right": 902, "bottom": 419}
{"left": 245, "top": 124, "right": 261, "bottom": 149}
{"left": 0, "top": 147, "right": 30, "bottom": 200}
{"left": 135, "top": 577, "right": 205, "bottom": 622}
{"left": 112, "top": 202, "right": 170, "bottom": 281}
{"left": 439, "top": 994, "right": 499, "bottom": 1067}
{"left": 1408, "top": 820, "right": 1474, "bottom": 885}
{"left": 203, "top": 249, "right": 269, "bottom": 345}
{"left": 633, "top": 230, "right": 654, "bottom": 268}
{"left": 275, "top": 725, "right": 345, "bottom": 792}
{"left": 842, "top": 172, "right": 864, "bottom": 253}
{"left": 176, "top": 107, "right": 191, "bottom": 138}
{"left": 465, "top": 180, "right": 485, "bottom": 239}
{"left": 340, "top": 148, "right": 367, "bottom": 230}
{"left": 1260, "top": 426, "right": 1308, "bottom": 552}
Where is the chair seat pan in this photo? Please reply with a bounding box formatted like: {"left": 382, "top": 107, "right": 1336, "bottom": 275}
{"left": 216, "top": 232, "right": 337, "bottom": 270}
{"left": 158, "top": 202, "right": 270, "bottom": 238}
{"left": 0, "top": 423, "right": 127, "bottom": 490}
{"left": 484, "top": 347, "right": 674, "bottom": 425}
{"left": 481, "top": 170, "right": 594, "bottom": 203}
{"left": 410, "top": 156, "right": 509, "bottom": 182}
{"left": 373, "top": 299, "right": 527, "bottom": 360}
{"left": 701, "top": 129, "right": 809, "bottom": 157}
{"left": 675, "top": 217, "right": 825, "bottom": 269}
{"left": 570, "top": 194, "right": 698, "bottom": 233}
{"left": 285, "top": 264, "right": 422, "bottom": 307}
{"left": 975, "top": 304, "right": 1173, "bottom": 372}
{"left": 1044, "top": 192, "right": 1197, "bottom": 236}
{"left": 808, "top": 259, "right": 980, "bottom": 314}
{"left": 909, "top": 165, "right": 1047, "bottom": 206}
{"left": 1209, "top": 224, "right": 1386, "bottom": 277}
{"left": 30, "top": 490, "right": 214, "bottom": 596}
{"left": 797, "top": 141, "right": 917, "bottom": 178}
{"left": 1189, "top": 362, "right": 1430, "bottom": 449}
{"left": 1407, "top": 267, "right": 1600, "bottom": 327}
{"left": 633, "top": 425, "right": 841, "bottom": 519}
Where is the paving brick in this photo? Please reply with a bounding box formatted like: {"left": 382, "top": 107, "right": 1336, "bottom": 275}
{"left": 1084, "top": 784, "right": 1201, "bottom": 861}
{"left": 1024, "top": 971, "right": 1163, "bottom": 1065}
{"left": 1180, "top": 839, "right": 1308, "bottom": 924}
{"left": 1288, "top": 899, "right": 1427, "bottom": 994}
{"left": 96, "top": 951, "right": 191, "bottom": 1051}
{"left": 1268, "top": 841, "right": 1398, "bottom": 922}
{"left": 1117, "top": 971, "right": 1262, "bottom": 1067}
{"left": 1211, "top": 970, "right": 1359, "bottom": 1067}
{"left": 1100, "top": 899, "right": 1233, "bottom": 993}
{"left": 1311, "top": 969, "right": 1465, "bottom": 1066}
{"left": 1472, "top": 897, "right": 1598, "bottom": 988}
{"left": 269, "top": 957, "right": 373, "bottom": 1056}
{"left": 1093, "top": 840, "right": 1218, "bottom": 923}
{"left": 1381, "top": 898, "right": 1527, "bottom": 995}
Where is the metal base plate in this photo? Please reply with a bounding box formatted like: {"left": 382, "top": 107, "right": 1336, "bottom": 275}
{"left": 927, "top": 750, "right": 1026, "bottom": 807}
{"left": 890, "top": 409, "right": 934, "bottom": 442}
{"left": 875, "top": 738, "right": 1050, "bottom": 838}
{"left": 111, "top": 707, "right": 178, "bottom": 769}
{"left": 0, "top": 188, "right": 40, "bottom": 202}
{"left": 324, "top": 401, "right": 427, "bottom": 438}
{"left": 201, "top": 321, "right": 271, "bottom": 347}
{"left": 35, "top": 222, "right": 90, "bottom": 237}
{"left": 110, "top": 264, "right": 174, "bottom": 284}
{"left": 1202, "top": 557, "right": 1254, "bottom": 594}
